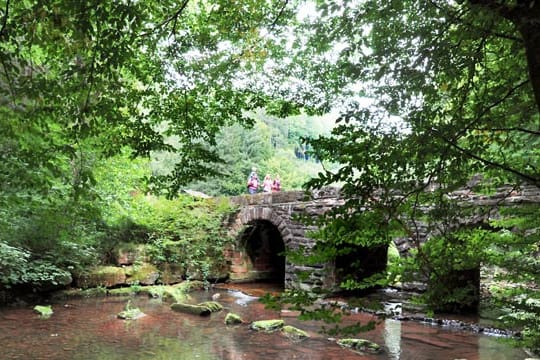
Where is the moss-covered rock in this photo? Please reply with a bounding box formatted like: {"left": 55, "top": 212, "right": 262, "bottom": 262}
{"left": 139, "top": 285, "right": 189, "bottom": 303}
{"left": 138, "top": 281, "right": 202, "bottom": 302}
{"left": 159, "top": 263, "right": 185, "bottom": 285}
{"left": 76, "top": 266, "right": 127, "bottom": 289}
{"left": 50, "top": 286, "right": 108, "bottom": 300}
{"left": 281, "top": 325, "right": 309, "bottom": 340}
{"left": 125, "top": 262, "right": 159, "bottom": 286}
{"left": 197, "top": 301, "right": 223, "bottom": 312}
{"left": 171, "top": 303, "right": 212, "bottom": 316}
{"left": 177, "top": 280, "right": 205, "bottom": 292}
{"left": 33, "top": 305, "right": 53, "bottom": 319}
{"left": 117, "top": 300, "right": 145, "bottom": 320}
{"left": 108, "top": 287, "right": 141, "bottom": 297}
{"left": 337, "top": 338, "right": 382, "bottom": 354}
{"left": 250, "top": 319, "right": 284, "bottom": 332}
{"left": 114, "top": 243, "right": 147, "bottom": 266}
{"left": 170, "top": 299, "right": 223, "bottom": 316}
{"left": 224, "top": 313, "right": 243, "bottom": 325}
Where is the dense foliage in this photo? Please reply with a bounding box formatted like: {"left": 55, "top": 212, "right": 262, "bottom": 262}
{"left": 290, "top": 0, "right": 540, "bottom": 351}
{"left": 0, "top": 0, "right": 296, "bottom": 291}
{"left": 1, "top": 0, "right": 539, "bottom": 353}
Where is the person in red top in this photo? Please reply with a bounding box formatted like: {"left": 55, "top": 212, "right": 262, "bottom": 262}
{"left": 271, "top": 175, "right": 281, "bottom": 192}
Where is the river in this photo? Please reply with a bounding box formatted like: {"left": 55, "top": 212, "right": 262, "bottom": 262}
{"left": 0, "top": 283, "right": 530, "bottom": 359}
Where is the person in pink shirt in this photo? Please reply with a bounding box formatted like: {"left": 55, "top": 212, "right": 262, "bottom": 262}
{"left": 262, "top": 174, "right": 273, "bottom": 193}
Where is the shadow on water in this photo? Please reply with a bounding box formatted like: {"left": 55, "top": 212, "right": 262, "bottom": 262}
{"left": 0, "top": 283, "right": 530, "bottom": 360}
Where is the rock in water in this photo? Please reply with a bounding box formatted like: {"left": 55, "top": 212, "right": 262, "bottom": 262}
{"left": 117, "top": 300, "right": 145, "bottom": 320}
{"left": 33, "top": 305, "right": 53, "bottom": 319}
{"left": 337, "top": 338, "right": 382, "bottom": 354}
{"left": 224, "top": 313, "right": 243, "bottom": 325}
{"left": 171, "top": 303, "right": 211, "bottom": 316}
{"left": 197, "top": 301, "right": 223, "bottom": 312}
{"left": 250, "top": 319, "right": 284, "bottom": 332}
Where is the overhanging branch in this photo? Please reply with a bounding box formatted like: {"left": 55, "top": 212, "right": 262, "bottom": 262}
{"left": 270, "top": 0, "right": 289, "bottom": 29}
{"left": 432, "top": 128, "right": 540, "bottom": 186}
{"left": 138, "top": 1, "right": 190, "bottom": 38}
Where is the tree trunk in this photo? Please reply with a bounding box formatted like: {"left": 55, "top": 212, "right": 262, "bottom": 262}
{"left": 469, "top": 0, "right": 540, "bottom": 116}
{"left": 518, "top": 14, "right": 540, "bottom": 117}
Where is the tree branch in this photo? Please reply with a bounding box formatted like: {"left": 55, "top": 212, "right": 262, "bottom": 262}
{"left": 170, "top": 0, "right": 190, "bottom": 37}
{"left": 270, "top": 0, "right": 288, "bottom": 29}
{"left": 432, "top": 128, "right": 540, "bottom": 186}
{"left": 0, "top": 56, "right": 15, "bottom": 103}
{"left": 468, "top": 127, "right": 540, "bottom": 136}
{"left": 467, "top": 0, "right": 519, "bottom": 23}
{"left": 429, "top": 0, "right": 522, "bottom": 42}
{"left": 0, "top": 0, "right": 9, "bottom": 36}
{"left": 138, "top": 1, "right": 189, "bottom": 38}
{"left": 456, "top": 79, "right": 530, "bottom": 139}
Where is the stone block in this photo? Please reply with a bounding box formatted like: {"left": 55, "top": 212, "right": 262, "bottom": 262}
{"left": 125, "top": 263, "right": 160, "bottom": 285}
{"left": 114, "top": 243, "right": 147, "bottom": 266}
{"left": 76, "top": 266, "right": 126, "bottom": 289}
{"left": 159, "top": 263, "right": 185, "bottom": 285}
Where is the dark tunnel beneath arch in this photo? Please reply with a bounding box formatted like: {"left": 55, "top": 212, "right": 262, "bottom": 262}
{"left": 240, "top": 219, "right": 286, "bottom": 283}
{"left": 334, "top": 244, "right": 389, "bottom": 295}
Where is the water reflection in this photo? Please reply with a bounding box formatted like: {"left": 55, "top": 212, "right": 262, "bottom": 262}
{"left": 384, "top": 319, "right": 402, "bottom": 359}
{"left": 0, "top": 285, "right": 530, "bottom": 360}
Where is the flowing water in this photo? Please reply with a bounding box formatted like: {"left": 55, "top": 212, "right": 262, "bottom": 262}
{"left": 0, "top": 283, "right": 530, "bottom": 360}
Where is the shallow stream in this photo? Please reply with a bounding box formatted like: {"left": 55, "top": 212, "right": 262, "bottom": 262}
{"left": 0, "top": 283, "right": 529, "bottom": 360}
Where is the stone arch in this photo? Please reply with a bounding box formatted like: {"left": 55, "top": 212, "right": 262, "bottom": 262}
{"left": 227, "top": 206, "right": 291, "bottom": 283}
{"left": 236, "top": 206, "right": 294, "bottom": 247}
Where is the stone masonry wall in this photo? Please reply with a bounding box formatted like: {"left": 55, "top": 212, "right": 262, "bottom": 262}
{"left": 227, "top": 187, "right": 343, "bottom": 291}
{"left": 225, "top": 184, "right": 540, "bottom": 292}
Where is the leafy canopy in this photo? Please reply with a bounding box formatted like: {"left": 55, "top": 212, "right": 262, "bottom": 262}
{"left": 285, "top": 0, "right": 539, "bottom": 349}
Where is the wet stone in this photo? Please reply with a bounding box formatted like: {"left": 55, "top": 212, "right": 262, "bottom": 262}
{"left": 250, "top": 319, "right": 284, "bottom": 332}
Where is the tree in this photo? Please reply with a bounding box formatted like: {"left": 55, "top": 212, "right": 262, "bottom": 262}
{"left": 0, "top": 0, "right": 299, "bottom": 290}
{"left": 0, "top": 1, "right": 299, "bottom": 199}
{"left": 286, "top": 0, "right": 539, "bottom": 350}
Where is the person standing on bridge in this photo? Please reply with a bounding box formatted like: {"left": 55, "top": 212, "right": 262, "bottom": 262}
{"left": 247, "top": 167, "right": 258, "bottom": 182}
{"left": 262, "top": 174, "right": 273, "bottom": 193}
{"left": 247, "top": 167, "right": 260, "bottom": 194}
{"left": 272, "top": 175, "right": 281, "bottom": 192}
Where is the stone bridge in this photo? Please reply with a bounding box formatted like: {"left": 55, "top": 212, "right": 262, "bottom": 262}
{"left": 224, "top": 185, "right": 540, "bottom": 293}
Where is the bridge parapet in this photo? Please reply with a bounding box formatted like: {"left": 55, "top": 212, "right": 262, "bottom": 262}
{"left": 228, "top": 187, "right": 341, "bottom": 207}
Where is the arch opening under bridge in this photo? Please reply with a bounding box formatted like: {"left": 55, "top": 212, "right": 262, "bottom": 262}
{"left": 238, "top": 219, "right": 286, "bottom": 283}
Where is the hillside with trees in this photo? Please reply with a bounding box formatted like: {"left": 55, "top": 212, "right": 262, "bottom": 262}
{"left": 152, "top": 110, "right": 337, "bottom": 196}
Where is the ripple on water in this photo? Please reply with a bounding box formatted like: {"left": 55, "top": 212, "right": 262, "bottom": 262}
{"left": 0, "top": 285, "right": 531, "bottom": 360}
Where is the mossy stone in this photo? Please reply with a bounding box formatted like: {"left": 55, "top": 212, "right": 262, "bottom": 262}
{"left": 76, "top": 266, "right": 126, "bottom": 289}
{"left": 281, "top": 325, "right": 309, "bottom": 340}
{"left": 137, "top": 285, "right": 190, "bottom": 303}
{"left": 224, "top": 313, "right": 243, "bottom": 325}
{"left": 117, "top": 300, "right": 145, "bottom": 320}
{"left": 250, "top": 319, "right": 284, "bottom": 332}
{"left": 108, "top": 287, "right": 140, "bottom": 297}
{"left": 337, "top": 338, "right": 382, "bottom": 354}
{"left": 159, "top": 263, "right": 185, "bottom": 285}
{"left": 33, "top": 305, "right": 53, "bottom": 319}
{"left": 197, "top": 301, "right": 223, "bottom": 312}
{"left": 171, "top": 303, "right": 211, "bottom": 316}
{"left": 125, "top": 263, "right": 159, "bottom": 286}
